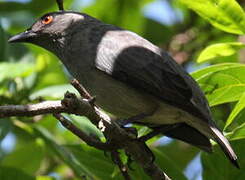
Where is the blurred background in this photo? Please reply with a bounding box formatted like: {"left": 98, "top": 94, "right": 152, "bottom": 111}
{"left": 0, "top": 0, "right": 244, "bottom": 180}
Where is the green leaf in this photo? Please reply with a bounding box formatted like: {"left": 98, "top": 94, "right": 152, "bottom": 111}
{"left": 67, "top": 144, "right": 188, "bottom": 180}
{"left": 197, "top": 42, "right": 245, "bottom": 63}
{"left": 0, "top": 22, "right": 7, "bottom": 61}
{"left": 201, "top": 140, "right": 244, "bottom": 180}
{"left": 0, "top": 166, "right": 35, "bottom": 180}
{"left": 229, "top": 123, "right": 245, "bottom": 141}
{"left": 191, "top": 63, "right": 241, "bottom": 80}
{"left": 0, "top": 0, "right": 56, "bottom": 15}
{"left": 191, "top": 63, "right": 245, "bottom": 106}
{"left": 68, "top": 115, "right": 103, "bottom": 138}
{"left": 1, "top": 141, "right": 44, "bottom": 175}
{"left": 30, "top": 84, "right": 78, "bottom": 100}
{"left": 0, "top": 119, "right": 12, "bottom": 142}
{"left": 83, "top": 0, "right": 153, "bottom": 35}
{"left": 0, "top": 62, "right": 35, "bottom": 82}
{"left": 66, "top": 144, "right": 123, "bottom": 180}
{"left": 153, "top": 142, "right": 195, "bottom": 180}
{"left": 225, "top": 93, "right": 245, "bottom": 129}
{"left": 26, "top": 50, "right": 68, "bottom": 90}
{"left": 36, "top": 176, "right": 55, "bottom": 180}
{"left": 34, "top": 126, "right": 94, "bottom": 179}
{"left": 180, "top": 0, "right": 245, "bottom": 34}
{"left": 207, "top": 84, "right": 245, "bottom": 106}
{"left": 154, "top": 140, "right": 199, "bottom": 173}
{"left": 143, "top": 18, "right": 173, "bottom": 45}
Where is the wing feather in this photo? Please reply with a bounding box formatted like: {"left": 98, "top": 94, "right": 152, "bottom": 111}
{"left": 94, "top": 30, "right": 212, "bottom": 122}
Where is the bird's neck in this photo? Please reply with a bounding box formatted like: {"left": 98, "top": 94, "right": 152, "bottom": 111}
{"left": 54, "top": 26, "right": 95, "bottom": 83}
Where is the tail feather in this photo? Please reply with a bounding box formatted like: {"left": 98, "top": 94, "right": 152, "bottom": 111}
{"left": 210, "top": 126, "right": 239, "bottom": 168}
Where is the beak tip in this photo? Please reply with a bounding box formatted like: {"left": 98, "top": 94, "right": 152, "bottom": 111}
{"left": 8, "top": 30, "right": 36, "bottom": 43}
{"left": 8, "top": 37, "right": 16, "bottom": 43}
{"left": 8, "top": 34, "right": 23, "bottom": 43}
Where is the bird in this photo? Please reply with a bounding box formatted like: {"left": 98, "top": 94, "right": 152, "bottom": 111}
{"left": 8, "top": 10, "right": 239, "bottom": 168}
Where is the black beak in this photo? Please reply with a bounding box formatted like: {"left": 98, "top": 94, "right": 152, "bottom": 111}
{"left": 8, "top": 30, "right": 37, "bottom": 43}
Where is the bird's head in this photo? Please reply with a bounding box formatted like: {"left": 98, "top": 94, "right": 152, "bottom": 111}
{"left": 8, "top": 11, "right": 98, "bottom": 54}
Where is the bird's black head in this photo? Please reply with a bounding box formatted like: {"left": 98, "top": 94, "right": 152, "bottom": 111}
{"left": 8, "top": 11, "right": 97, "bottom": 53}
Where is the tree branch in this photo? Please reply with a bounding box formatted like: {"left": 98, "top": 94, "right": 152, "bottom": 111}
{"left": 111, "top": 151, "right": 131, "bottom": 180}
{"left": 53, "top": 113, "right": 110, "bottom": 151}
{"left": 0, "top": 79, "right": 171, "bottom": 180}
{"left": 0, "top": 101, "right": 65, "bottom": 118}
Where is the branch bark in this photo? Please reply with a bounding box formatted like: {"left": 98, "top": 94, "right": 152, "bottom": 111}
{"left": 0, "top": 101, "right": 65, "bottom": 118}
{"left": 0, "top": 79, "right": 171, "bottom": 180}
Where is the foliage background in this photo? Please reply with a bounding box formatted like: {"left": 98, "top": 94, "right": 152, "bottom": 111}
{"left": 0, "top": 0, "right": 244, "bottom": 179}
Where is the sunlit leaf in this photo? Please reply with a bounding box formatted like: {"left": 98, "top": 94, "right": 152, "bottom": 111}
{"left": 225, "top": 93, "right": 245, "bottom": 129}
{"left": 197, "top": 42, "right": 245, "bottom": 63}
{"left": 30, "top": 84, "right": 78, "bottom": 100}
{"left": 191, "top": 63, "right": 241, "bottom": 80}
{"left": 68, "top": 115, "right": 103, "bottom": 138}
{"left": 207, "top": 85, "right": 245, "bottom": 106}
{"left": 0, "top": 62, "right": 35, "bottom": 82}
{"left": 192, "top": 63, "right": 245, "bottom": 106}
{"left": 36, "top": 176, "right": 55, "bottom": 180}
{"left": 229, "top": 123, "right": 245, "bottom": 141}
{"left": 180, "top": 0, "right": 245, "bottom": 34}
{"left": 30, "top": 51, "right": 68, "bottom": 90}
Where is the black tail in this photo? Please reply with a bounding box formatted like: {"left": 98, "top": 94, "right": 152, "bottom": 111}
{"left": 210, "top": 126, "right": 239, "bottom": 168}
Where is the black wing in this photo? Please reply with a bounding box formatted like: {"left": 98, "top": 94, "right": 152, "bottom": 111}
{"left": 94, "top": 29, "right": 212, "bottom": 122}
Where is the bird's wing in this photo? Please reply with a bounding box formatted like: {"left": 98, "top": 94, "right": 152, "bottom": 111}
{"left": 94, "top": 30, "right": 212, "bottom": 122}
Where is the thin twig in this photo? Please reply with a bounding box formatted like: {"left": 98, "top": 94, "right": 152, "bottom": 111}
{"left": 53, "top": 113, "right": 110, "bottom": 150}
{"left": 71, "top": 79, "right": 93, "bottom": 100}
{"left": 56, "top": 0, "right": 64, "bottom": 11}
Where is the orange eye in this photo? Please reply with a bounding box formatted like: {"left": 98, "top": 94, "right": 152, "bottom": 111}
{"left": 42, "top": 15, "right": 53, "bottom": 25}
